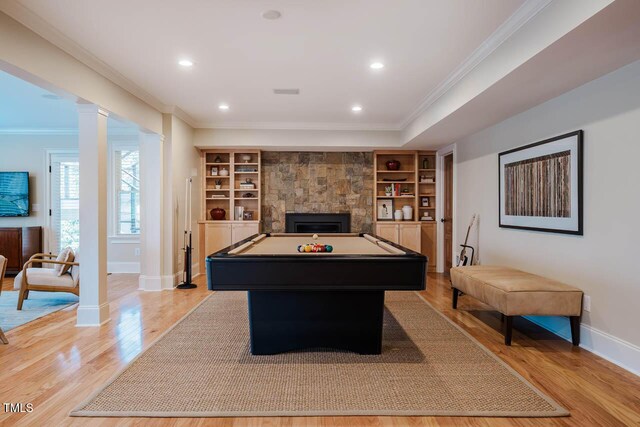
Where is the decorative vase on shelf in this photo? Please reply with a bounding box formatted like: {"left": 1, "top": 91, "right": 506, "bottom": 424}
{"left": 422, "top": 158, "right": 429, "bottom": 169}
{"left": 402, "top": 205, "right": 413, "bottom": 220}
{"left": 210, "top": 208, "right": 226, "bottom": 220}
{"left": 394, "top": 209, "right": 403, "bottom": 221}
{"left": 219, "top": 167, "right": 229, "bottom": 177}
{"left": 241, "top": 154, "right": 252, "bottom": 163}
{"left": 386, "top": 160, "right": 401, "bottom": 171}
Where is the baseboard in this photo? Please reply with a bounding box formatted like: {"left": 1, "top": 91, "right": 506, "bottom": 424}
{"left": 76, "top": 302, "right": 110, "bottom": 327}
{"left": 525, "top": 315, "right": 640, "bottom": 377}
{"left": 107, "top": 262, "right": 140, "bottom": 274}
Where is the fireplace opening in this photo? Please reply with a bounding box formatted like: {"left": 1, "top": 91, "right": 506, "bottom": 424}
{"left": 285, "top": 213, "right": 351, "bottom": 233}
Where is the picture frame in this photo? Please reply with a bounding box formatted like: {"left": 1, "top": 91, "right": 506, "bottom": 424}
{"left": 376, "top": 198, "right": 393, "bottom": 220}
{"left": 421, "top": 197, "right": 430, "bottom": 207}
{"left": 210, "top": 166, "right": 218, "bottom": 176}
{"left": 499, "top": 130, "right": 583, "bottom": 235}
{"left": 243, "top": 211, "right": 253, "bottom": 220}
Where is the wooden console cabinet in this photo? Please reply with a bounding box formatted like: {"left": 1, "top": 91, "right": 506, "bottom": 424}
{"left": 0, "top": 226, "right": 43, "bottom": 275}
{"left": 375, "top": 223, "right": 421, "bottom": 253}
{"left": 198, "top": 221, "right": 260, "bottom": 275}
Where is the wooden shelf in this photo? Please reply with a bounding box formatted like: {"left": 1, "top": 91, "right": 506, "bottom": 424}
{"left": 419, "top": 181, "right": 436, "bottom": 184}
{"left": 377, "top": 181, "right": 415, "bottom": 184}
{"left": 201, "top": 149, "right": 261, "bottom": 222}
{"left": 419, "top": 206, "right": 436, "bottom": 209}
{"left": 418, "top": 169, "right": 436, "bottom": 172}
{"left": 419, "top": 193, "right": 435, "bottom": 196}
{"left": 377, "top": 170, "right": 415, "bottom": 173}
{"left": 377, "top": 195, "right": 415, "bottom": 199}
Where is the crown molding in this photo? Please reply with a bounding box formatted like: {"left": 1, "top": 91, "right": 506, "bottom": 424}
{"left": 0, "top": 0, "right": 198, "bottom": 127}
{"left": 1, "top": 0, "right": 550, "bottom": 135}
{"left": 195, "top": 121, "right": 402, "bottom": 132}
{"left": 0, "top": 128, "right": 77, "bottom": 135}
{"left": 399, "top": 0, "right": 553, "bottom": 129}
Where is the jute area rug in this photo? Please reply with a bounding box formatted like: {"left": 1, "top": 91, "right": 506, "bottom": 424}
{"left": 72, "top": 291, "right": 568, "bottom": 418}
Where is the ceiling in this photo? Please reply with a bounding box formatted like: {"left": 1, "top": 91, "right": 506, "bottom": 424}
{"left": 10, "top": 0, "right": 525, "bottom": 129}
{"left": 0, "top": 70, "right": 138, "bottom": 133}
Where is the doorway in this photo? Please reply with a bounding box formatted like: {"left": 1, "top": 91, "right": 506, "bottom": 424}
{"left": 48, "top": 152, "right": 80, "bottom": 254}
{"left": 442, "top": 153, "right": 454, "bottom": 275}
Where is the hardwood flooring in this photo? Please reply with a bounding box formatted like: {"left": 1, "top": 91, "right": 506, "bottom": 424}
{"left": 0, "top": 273, "right": 638, "bottom": 426}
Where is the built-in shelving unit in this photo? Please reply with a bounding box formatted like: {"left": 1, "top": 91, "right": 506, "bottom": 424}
{"left": 201, "top": 149, "right": 261, "bottom": 222}
{"left": 373, "top": 150, "right": 438, "bottom": 271}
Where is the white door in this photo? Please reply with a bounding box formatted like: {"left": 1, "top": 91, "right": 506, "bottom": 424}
{"left": 49, "top": 152, "right": 80, "bottom": 254}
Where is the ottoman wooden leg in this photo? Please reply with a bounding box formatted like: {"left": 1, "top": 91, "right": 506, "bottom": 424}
{"left": 0, "top": 328, "right": 7, "bottom": 344}
{"left": 452, "top": 288, "right": 459, "bottom": 309}
{"left": 504, "top": 316, "right": 513, "bottom": 346}
{"left": 570, "top": 316, "right": 581, "bottom": 346}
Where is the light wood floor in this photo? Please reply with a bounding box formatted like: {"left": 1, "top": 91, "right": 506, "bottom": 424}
{"left": 0, "top": 273, "right": 639, "bottom": 426}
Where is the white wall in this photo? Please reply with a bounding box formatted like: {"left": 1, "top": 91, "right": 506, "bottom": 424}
{"left": 194, "top": 128, "right": 401, "bottom": 151}
{"left": 166, "top": 115, "right": 200, "bottom": 280}
{"left": 0, "top": 133, "right": 142, "bottom": 271}
{"left": 0, "top": 134, "right": 76, "bottom": 232}
{"left": 454, "top": 60, "right": 640, "bottom": 374}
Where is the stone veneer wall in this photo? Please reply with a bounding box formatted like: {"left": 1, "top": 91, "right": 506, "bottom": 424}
{"left": 262, "top": 152, "right": 373, "bottom": 233}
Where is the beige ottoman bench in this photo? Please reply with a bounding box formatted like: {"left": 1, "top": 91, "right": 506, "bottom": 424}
{"left": 450, "top": 266, "right": 583, "bottom": 346}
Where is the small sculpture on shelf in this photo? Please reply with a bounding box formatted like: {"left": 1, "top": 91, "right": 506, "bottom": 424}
{"left": 214, "top": 155, "right": 222, "bottom": 163}
{"left": 219, "top": 167, "right": 229, "bottom": 177}
{"left": 210, "top": 207, "right": 226, "bottom": 220}
{"left": 385, "top": 159, "right": 401, "bottom": 170}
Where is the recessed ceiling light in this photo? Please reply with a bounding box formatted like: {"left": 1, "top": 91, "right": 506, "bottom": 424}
{"left": 370, "top": 62, "right": 385, "bottom": 70}
{"left": 262, "top": 10, "right": 282, "bottom": 20}
{"left": 351, "top": 105, "right": 363, "bottom": 112}
{"left": 219, "top": 104, "right": 230, "bottom": 111}
{"left": 178, "top": 59, "right": 194, "bottom": 67}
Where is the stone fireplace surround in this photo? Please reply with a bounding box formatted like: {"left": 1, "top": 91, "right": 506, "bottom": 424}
{"left": 261, "top": 152, "right": 373, "bottom": 233}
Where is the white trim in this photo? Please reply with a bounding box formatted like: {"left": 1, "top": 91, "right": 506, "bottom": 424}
{"left": 195, "top": 121, "right": 402, "bottom": 132}
{"left": 399, "top": 0, "right": 553, "bottom": 129}
{"left": 0, "top": 0, "right": 551, "bottom": 133}
{"left": 45, "top": 149, "right": 79, "bottom": 254}
{"left": 0, "top": 128, "right": 78, "bottom": 135}
{"left": 524, "top": 316, "right": 640, "bottom": 377}
{"left": 108, "top": 236, "right": 140, "bottom": 244}
{"left": 435, "top": 144, "right": 456, "bottom": 273}
{"left": 107, "top": 262, "right": 140, "bottom": 274}
{"left": 76, "top": 303, "right": 110, "bottom": 327}
{"left": 0, "top": 0, "right": 198, "bottom": 128}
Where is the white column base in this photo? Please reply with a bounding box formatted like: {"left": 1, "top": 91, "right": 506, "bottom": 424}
{"left": 76, "top": 303, "right": 110, "bottom": 327}
{"left": 139, "top": 275, "right": 176, "bottom": 291}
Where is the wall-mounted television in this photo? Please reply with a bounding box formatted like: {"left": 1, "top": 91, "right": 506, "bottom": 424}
{"left": 0, "top": 172, "right": 30, "bottom": 217}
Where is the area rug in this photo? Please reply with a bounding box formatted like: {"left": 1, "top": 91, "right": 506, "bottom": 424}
{"left": 71, "top": 291, "right": 568, "bottom": 418}
{"left": 0, "top": 291, "right": 78, "bottom": 331}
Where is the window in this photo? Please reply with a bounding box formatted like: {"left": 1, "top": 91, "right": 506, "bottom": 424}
{"left": 50, "top": 153, "right": 80, "bottom": 253}
{"left": 114, "top": 147, "right": 140, "bottom": 235}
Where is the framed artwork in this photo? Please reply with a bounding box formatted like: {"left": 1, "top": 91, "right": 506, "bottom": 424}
{"left": 499, "top": 130, "right": 583, "bottom": 235}
{"left": 210, "top": 166, "right": 219, "bottom": 176}
{"left": 376, "top": 199, "right": 393, "bottom": 220}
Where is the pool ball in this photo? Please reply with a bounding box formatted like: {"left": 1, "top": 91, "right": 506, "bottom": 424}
{"left": 297, "top": 245, "right": 303, "bottom": 253}
{"left": 312, "top": 233, "right": 319, "bottom": 240}
{"left": 325, "top": 245, "right": 333, "bottom": 253}
{"left": 304, "top": 245, "right": 312, "bottom": 252}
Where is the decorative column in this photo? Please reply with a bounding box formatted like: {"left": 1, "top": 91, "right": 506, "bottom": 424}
{"left": 76, "top": 103, "right": 110, "bottom": 326}
{"left": 138, "top": 132, "right": 171, "bottom": 290}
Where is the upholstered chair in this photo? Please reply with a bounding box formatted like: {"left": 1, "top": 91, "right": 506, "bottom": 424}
{"left": 0, "top": 255, "right": 8, "bottom": 344}
{"left": 14, "top": 249, "right": 80, "bottom": 310}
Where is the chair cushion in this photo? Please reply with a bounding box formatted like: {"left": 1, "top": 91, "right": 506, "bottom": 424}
{"left": 55, "top": 247, "right": 73, "bottom": 274}
{"left": 14, "top": 268, "right": 76, "bottom": 289}
{"left": 71, "top": 248, "right": 80, "bottom": 286}
{"left": 450, "top": 266, "right": 583, "bottom": 316}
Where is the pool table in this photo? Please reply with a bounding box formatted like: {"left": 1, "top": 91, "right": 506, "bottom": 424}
{"left": 206, "top": 233, "right": 427, "bottom": 355}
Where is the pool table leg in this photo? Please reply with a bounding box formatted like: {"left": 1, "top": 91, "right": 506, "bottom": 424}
{"left": 248, "top": 290, "right": 385, "bottom": 355}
